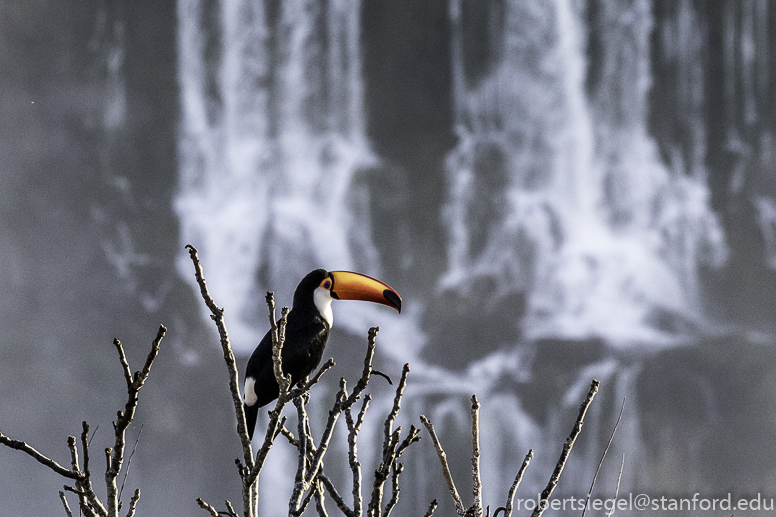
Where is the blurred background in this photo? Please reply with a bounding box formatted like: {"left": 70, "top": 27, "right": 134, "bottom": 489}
{"left": 2, "top": 0, "right": 776, "bottom": 515}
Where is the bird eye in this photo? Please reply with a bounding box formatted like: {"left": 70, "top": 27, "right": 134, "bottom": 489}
{"left": 323, "top": 280, "right": 331, "bottom": 289}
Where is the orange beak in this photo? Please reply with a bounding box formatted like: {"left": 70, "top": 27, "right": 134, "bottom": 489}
{"left": 328, "top": 271, "right": 402, "bottom": 313}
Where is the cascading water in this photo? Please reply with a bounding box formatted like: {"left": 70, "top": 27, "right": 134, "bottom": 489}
{"left": 175, "top": 0, "right": 380, "bottom": 349}
{"left": 442, "top": 0, "right": 727, "bottom": 348}
{"left": 174, "top": 0, "right": 738, "bottom": 514}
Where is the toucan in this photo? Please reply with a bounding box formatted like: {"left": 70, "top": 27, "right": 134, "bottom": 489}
{"left": 243, "top": 269, "right": 401, "bottom": 439}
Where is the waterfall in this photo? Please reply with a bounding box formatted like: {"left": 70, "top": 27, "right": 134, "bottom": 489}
{"left": 175, "top": 0, "right": 378, "bottom": 348}
{"left": 442, "top": 0, "right": 727, "bottom": 348}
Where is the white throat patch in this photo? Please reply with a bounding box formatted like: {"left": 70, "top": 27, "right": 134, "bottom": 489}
{"left": 313, "top": 286, "right": 334, "bottom": 327}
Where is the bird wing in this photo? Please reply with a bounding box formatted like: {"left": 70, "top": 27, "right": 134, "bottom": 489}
{"left": 244, "top": 318, "right": 329, "bottom": 439}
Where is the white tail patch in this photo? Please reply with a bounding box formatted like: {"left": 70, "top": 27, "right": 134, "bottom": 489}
{"left": 244, "top": 376, "right": 257, "bottom": 406}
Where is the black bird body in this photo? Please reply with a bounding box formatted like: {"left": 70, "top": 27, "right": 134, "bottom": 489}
{"left": 243, "top": 269, "right": 401, "bottom": 439}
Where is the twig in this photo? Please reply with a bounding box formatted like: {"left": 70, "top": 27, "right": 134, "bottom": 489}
{"left": 196, "top": 497, "right": 220, "bottom": 517}
{"left": 291, "top": 395, "right": 310, "bottom": 515}
{"left": 470, "top": 395, "right": 482, "bottom": 517}
{"left": 59, "top": 491, "right": 74, "bottom": 517}
{"left": 297, "top": 481, "right": 319, "bottom": 516}
{"left": 88, "top": 424, "right": 100, "bottom": 447}
{"left": 607, "top": 454, "right": 625, "bottom": 517}
{"left": 186, "top": 245, "right": 253, "bottom": 454}
{"left": 530, "top": 379, "right": 600, "bottom": 517}
{"left": 371, "top": 370, "right": 393, "bottom": 385}
{"left": 383, "top": 461, "right": 403, "bottom": 517}
{"left": 0, "top": 432, "right": 82, "bottom": 480}
{"left": 420, "top": 415, "right": 466, "bottom": 517}
{"left": 118, "top": 424, "right": 143, "bottom": 505}
{"left": 319, "top": 473, "right": 355, "bottom": 517}
{"left": 225, "top": 499, "right": 239, "bottom": 517}
{"left": 504, "top": 449, "right": 533, "bottom": 517}
{"left": 80, "top": 422, "right": 91, "bottom": 479}
{"left": 106, "top": 326, "right": 165, "bottom": 517}
{"left": 249, "top": 295, "right": 290, "bottom": 485}
{"left": 186, "top": 244, "right": 256, "bottom": 516}
{"left": 423, "top": 499, "right": 439, "bottom": 517}
{"left": 126, "top": 489, "right": 141, "bottom": 517}
{"left": 369, "top": 363, "right": 419, "bottom": 517}
{"left": 581, "top": 397, "right": 625, "bottom": 517}
{"left": 314, "top": 483, "right": 330, "bottom": 517}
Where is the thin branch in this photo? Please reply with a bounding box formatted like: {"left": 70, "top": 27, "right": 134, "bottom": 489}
{"left": 59, "top": 491, "right": 74, "bottom": 517}
{"left": 290, "top": 394, "right": 310, "bottom": 515}
{"left": 420, "top": 415, "right": 465, "bottom": 517}
{"left": 125, "top": 489, "right": 141, "bottom": 517}
{"left": 530, "top": 379, "right": 600, "bottom": 517}
{"left": 225, "top": 499, "right": 239, "bottom": 517}
{"left": 288, "top": 358, "right": 336, "bottom": 400}
{"left": 107, "top": 326, "right": 165, "bottom": 517}
{"left": 76, "top": 424, "right": 107, "bottom": 517}
{"left": 319, "top": 473, "right": 356, "bottom": 517}
{"left": 64, "top": 486, "right": 99, "bottom": 517}
{"left": 581, "top": 397, "right": 625, "bottom": 517}
{"left": 196, "top": 497, "right": 220, "bottom": 517}
{"left": 296, "top": 481, "right": 319, "bottom": 516}
{"left": 371, "top": 370, "right": 393, "bottom": 385}
{"left": 118, "top": 424, "right": 143, "bottom": 505}
{"left": 384, "top": 364, "right": 410, "bottom": 444}
{"left": 504, "top": 449, "right": 533, "bottom": 517}
{"left": 470, "top": 395, "right": 482, "bottom": 517}
{"left": 278, "top": 424, "right": 299, "bottom": 448}
{"left": 186, "top": 244, "right": 256, "bottom": 516}
{"left": 314, "top": 483, "right": 329, "bottom": 517}
{"left": 0, "top": 432, "right": 82, "bottom": 480}
{"left": 185, "top": 245, "right": 253, "bottom": 460}
{"left": 302, "top": 382, "right": 347, "bottom": 497}
{"left": 368, "top": 362, "right": 417, "bottom": 517}
{"left": 345, "top": 327, "right": 381, "bottom": 407}
{"left": 383, "top": 461, "right": 404, "bottom": 517}
{"left": 606, "top": 454, "right": 625, "bottom": 517}
{"left": 80, "top": 422, "right": 91, "bottom": 480}
{"left": 423, "top": 499, "right": 439, "bottom": 517}
{"left": 88, "top": 424, "right": 100, "bottom": 447}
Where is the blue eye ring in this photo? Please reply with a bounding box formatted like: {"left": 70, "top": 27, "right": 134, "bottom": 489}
{"left": 323, "top": 280, "right": 331, "bottom": 289}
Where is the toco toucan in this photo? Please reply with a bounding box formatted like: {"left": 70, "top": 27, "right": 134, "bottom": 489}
{"left": 243, "top": 269, "right": 401, "bottom": 439}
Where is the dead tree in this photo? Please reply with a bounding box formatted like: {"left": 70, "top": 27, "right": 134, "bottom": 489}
{"left": 421, "top": 380, "right": 600, "bottom": 517}
{"left": 0, "top": 244, "right": 610, "bottom": 517}
{"left": 0, "top": 325, "right": 166, "bottom": 517}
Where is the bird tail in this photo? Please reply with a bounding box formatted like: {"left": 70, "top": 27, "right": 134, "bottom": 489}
{"left": 245, "top": 402, "right": 259, "bottom": 440}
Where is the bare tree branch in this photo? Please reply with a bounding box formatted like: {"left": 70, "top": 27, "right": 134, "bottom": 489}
{"left": 0, "top": 432, "right": 82, "bottom": 480}
{"left": 225, "top": 499, "right": 239, "bottom": 517}
{"left": 319, "top": 473, "right": 355, "bottom": 517}
{"left": 119, "top": 424, "right": 143, "bottom": 505}
{"left": 196, "top": 497, "right": 220, "bottom": 517}
{"left": 59, "top": 490, "right": 74, "bottom": 517}
{"left": 420, "top": 415, "right": 466, "bottom": 517}
{"left": 503, "top": 449, "right": 533, "bottom": 517}
{"left": 186, "top": 244, "right": 257, "bottom": 516}
{"left": 383, "top": 461, "right": 403, "bottom": 517}
{"left": 530, "top": 379, "right": 600, "bottom": 517}
{"left": 63, "top": 485, "right": 99, "bottom": 517}
{"left": 607, "top": 454, "right": 625, "bottom": 517}
{"left": 581, "top": 397, "right": 625, "bottom": 517}
{"left": 125, "top": 489, "right": 141, "bottom": 517}
{"left": 470, "top": 395, "right": 482, "bottom": 517}
{"left": 106, "top": 325, "right": 165, "bottom": 517}
{"left": 423, "top": 499, "right": 438, "bottom": 517}
{"left": 314, "top": 482, "right": 329, "bottom": 517}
